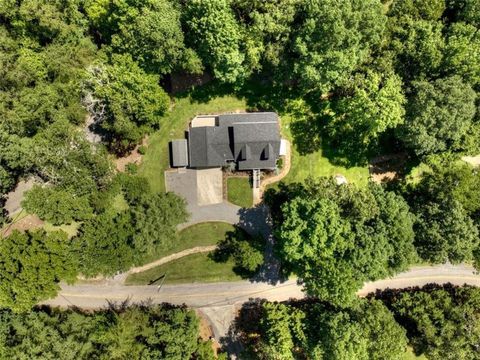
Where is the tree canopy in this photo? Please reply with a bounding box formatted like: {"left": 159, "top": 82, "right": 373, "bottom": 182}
{"left": 292, "top": 0, "right": 386, "bottom": 94}
{"left": 183, "top": 0, "right": 246, "bottom": 84}
{"left": 403, "top": 155, "right": 480, "bottom": 265}
{"left": 377, "top": 284, "right": 480, "bottom": 360}
{"left": 77, "top": 189, "right": 188, "bottom": 277}
{"left": 399, "top": 76, "right": 477, "bottom": 156}
{"left": 0, "top": 304, "right": 216, "bottom": 359}
{"left": 267, "top": 178, "right": 417, "bottom": 305}
{"left": 0, "top": 230, "right": 77, "bottom": 312}
{"left": 239, "top": 298, "right": 408, "bottom": 360}
{"left": 84, "top": 54, "right": 170, "bottom": 152}
{"left": 326, "top": 71, "right": 406, "bottom": 161}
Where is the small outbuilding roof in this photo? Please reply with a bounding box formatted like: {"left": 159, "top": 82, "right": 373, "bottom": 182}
{"left": 171, "top": 139, "right": 189, "bottom": 167}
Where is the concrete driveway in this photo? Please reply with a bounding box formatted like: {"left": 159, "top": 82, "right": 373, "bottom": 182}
{"left": 165, "top": 167, "right": 279, "bottom": 287}
{"left": 166, "top": 168, "right": 242, "bottom": 228}
{"left": 165, "top": 168, "right": 223, "bottom": 206}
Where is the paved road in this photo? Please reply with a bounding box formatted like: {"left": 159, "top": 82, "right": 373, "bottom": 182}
{"left": 45, "top": 264, "right": 480, "bottom": 340}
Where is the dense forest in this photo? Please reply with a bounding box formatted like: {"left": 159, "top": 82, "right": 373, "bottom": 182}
{"left": 0, "top": 303, "right": 218, "bottom": 359}
{"left": 0, "top": 0, "right": 480, "bottom": 357}
{"left": 238, "top": 284, "right": 480, "bottom": 360}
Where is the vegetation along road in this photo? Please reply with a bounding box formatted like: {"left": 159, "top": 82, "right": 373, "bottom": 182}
{"left": 45, "top": 263, "right": 480, "bottom": 338}
{"left": 45, "top": 263, "right": 480, "bottom": 309}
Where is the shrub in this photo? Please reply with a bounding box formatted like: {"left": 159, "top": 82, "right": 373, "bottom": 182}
{"left": 138, "top": 145, "right": 147, "bottom": 155}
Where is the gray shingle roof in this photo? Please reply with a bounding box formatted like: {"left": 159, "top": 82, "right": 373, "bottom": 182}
{"left": 188, "top": 112, "right": 280, "bottom": 170}
{"left": 171, "top": 139, "right": 189, "bottom": 167}
{"left": 189, "top": 127, "right": 234, "bottom": 167}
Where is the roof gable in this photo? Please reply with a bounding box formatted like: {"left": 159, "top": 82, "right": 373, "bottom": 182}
{"left": 188, "top": 112, "right": 281, "bottom": 169}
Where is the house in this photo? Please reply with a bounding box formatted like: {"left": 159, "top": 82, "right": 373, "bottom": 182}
{"left": 170, "top": 112, "right": 283, "bottom": 171}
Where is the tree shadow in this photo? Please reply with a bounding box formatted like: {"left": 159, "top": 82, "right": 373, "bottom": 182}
{"left": 289, "top": 114, "right": 324, "bottom": 155}
{"left": 237, "top": 204, "right": 287, "bottom": 285}
{"left": 236, "top": 79, "right": 299, "bottom": 113}
{"left": 209, "top": 225, "right": 270, "bottom": 280}
{"left": 219, "top": 298, "right": 267, "bottom": 359}
{"left": 208, "top": 227, "right": 254, "bottom": 278}
{"left": 176, "top": 77, "right": 300, "bottom": 113}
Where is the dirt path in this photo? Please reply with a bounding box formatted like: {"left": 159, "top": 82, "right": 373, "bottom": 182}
{"left": 254, "top": 140, "right": 291, "bottom": 204}
{"left": 127, "top": 245, "right": 217, "bottom": 275}
{"left": 1, "top": 214, "right": 44, "bottom": 238}
{"left": 4, "top": 178, "right": 35, "bottom": 217}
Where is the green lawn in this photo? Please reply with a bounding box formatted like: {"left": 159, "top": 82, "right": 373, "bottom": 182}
{"left": 227, "top": 177, "right": 253, "bottom": 208}
{"left": 138, "top": 86, "right": 368, "bottom": 193}
{"left": 125, "top": 252, "right": 242, "bottom": 285}
{"left": 138, "top": 95, "right": 246, "bottom": 193}
{"left": 164, "top": 222, "right": 236, "bottom": 257}
{"left": 111, "top": 193, "right": 129, "bottom": 213}
{"left": 279, "top": 112, "right": 370, "bottom": 187}
{"left": 126, "top": 222, "right": 242, "bottom": 285}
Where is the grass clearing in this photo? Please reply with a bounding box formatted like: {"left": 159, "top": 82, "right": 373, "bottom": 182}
{"left": 111, "top": 193, "right": 129, "bottom": 213}
{"left": 43, "top": 221, "right": 80, "bottom": 238}
{"left": 403, "top": 348, "right": 428, "bottom": 360}
{"left": 126, "top": 252, "right": 241, "bottom": 285}
{"left": 138, "top": 95, "right": 246, "bottom": 193}
{"left": 227, "top": 177, "right": 253, "bottom": 208}
{"left": 279, "top": 112, "right": 369, "bottom": 187}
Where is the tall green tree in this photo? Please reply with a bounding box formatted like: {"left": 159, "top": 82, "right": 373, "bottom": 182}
{"left": 399, "top": 76, "right": 477, "bottom": 156}
{"left": 414, "top": 199, "right": 479, "bottom": 264}
{"left": 31, "top": 120, "right": 114, "bottom": 196}
{"left": 388, "top": 0, "right": 446, "bottom": 21}
{"left": 389, "top": 18, "right": 445, "bottom": 81}
{"left": 292, "top": 0, "right": 387, "bottom": 94}
{"left": 379, "top": 285, "right": 480, "bottom": 360}
{"left": 232, "top": 0, "right": 300, "bottom": 73}
{"left": 85, "top": 0, "right": 201, "bottom": 74}
{"left": 22, "top": 186, "right": 93, "bottom": 225}
{"left": 76, "top": 212, "right": 135, "bottom": 277}
{"left": 326, "top": 71, "right": 406, "bottom": 161}
{"left": 84, "top": 54, "right": 170, "bottom": 152}
{"left": 0, "top": 305, "right": 216, "bottom": 359}
{"left": 77, "top": 191, "right": 188, "bottom": 277}
{"left": 183, "top": 0, "right": 246, "bottom": 83}
{"left": 404, "top": 155, "right": 480, "bottom": 265}
{"left": 271, "top": 179, "right": 417, "bottom": 305}
{"left": 0, "top": 230, "right": 77, "bottom": 312}
{"left": 443, "top": 22, "right": 480, "bottom": 86}
{"left": 130, "top": 192, "right": 189, "bottom": 261}
{"left": 448, "top": 0, "right": 480, "bottom": 26}
{"left": 243, "top": 299, "right": 408, "bottom": 360}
